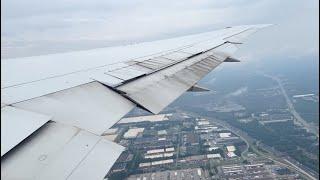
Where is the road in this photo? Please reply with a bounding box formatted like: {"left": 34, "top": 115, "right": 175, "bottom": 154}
{"left": 283, "top": 159, "right": 319, "bottom": 180}
{"left": 262, "top": 73, "right": 319, "bottom": 138}
{"left": 180, "top": 110, "right": 319, "bottom": 180}
{"left": 211, "top": 116, "right": 319, "bottom": 180}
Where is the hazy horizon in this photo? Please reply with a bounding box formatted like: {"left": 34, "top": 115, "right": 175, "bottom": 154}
{"left": 2, "top": 0, "right": 319, "bottom": 60}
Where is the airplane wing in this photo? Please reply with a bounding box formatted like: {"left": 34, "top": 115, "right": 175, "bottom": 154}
{"left": 1, "top": 24, "right": 271, "bottom": 180}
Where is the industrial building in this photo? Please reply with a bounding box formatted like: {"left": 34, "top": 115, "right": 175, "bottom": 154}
{"left": 127, "top": 168, "right": 206, "bottom": 180}
{"left": 123, "top": 128, "right": 145, "bottom": 139}
{"left": 219, "top": 163, "right": 274, "bottom": 180}
{"left": 118, "top": 114, "right": 172, "bottom": 124}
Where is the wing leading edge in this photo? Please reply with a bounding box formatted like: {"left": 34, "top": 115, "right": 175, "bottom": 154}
{"left": 1, "top": 24, "right": 271, "bottom": 180}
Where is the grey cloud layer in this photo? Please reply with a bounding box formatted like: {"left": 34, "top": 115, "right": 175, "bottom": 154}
{"left": 1, "top": 0, "right": 318, "bottom": 59}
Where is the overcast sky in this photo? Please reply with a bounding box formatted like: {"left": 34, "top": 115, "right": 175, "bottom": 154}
{"left": 1, "top": 0, "right": 319, "bottom": 59}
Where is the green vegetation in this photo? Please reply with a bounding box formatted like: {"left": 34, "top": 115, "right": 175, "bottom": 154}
{"left": 222, "top": 118, "right": 319, "bottom": 172}
{"left": 185, "top": 107, "right": 319, "bottom": 172}
{"left": 171, "top": 55, "right": 319, "bottom": 175}
{"left": 294, "top": 99, "right": 319, "bottom": 125}
{"left": 181, "top": 106, "right": 319, "bottom": 173}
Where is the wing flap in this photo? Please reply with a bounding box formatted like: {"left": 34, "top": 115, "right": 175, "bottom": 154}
{"left": 114, "top": 24, "right": 271, "bottom": 113}
{"left": 117, "top": 47, "right": 228, "bottom": 113}
{"left": 66, "top": 138, "right": 124, "bottom": 180}
{"left": 1, "top": 122, "right": 124, "bottom": 180}
{"left": 13, "top": 82, "right": 135, "bottom": 135}
{"left": 1, "top": 106, "right": 51, "bottom": 156}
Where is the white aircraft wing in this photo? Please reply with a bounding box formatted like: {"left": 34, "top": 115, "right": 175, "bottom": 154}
{"left": 1, "top": 24, "right": 271, "bottom": 180}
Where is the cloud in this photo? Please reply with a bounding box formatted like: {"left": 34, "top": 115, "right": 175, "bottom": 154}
{"left": 227, "top": 87, "right": 248, "bottom": 97}
{"left": 1, "top": 0, "right": 318, "bottom": 59}
{"left": 204, "top": 77, "right": 216, "bottom": 86}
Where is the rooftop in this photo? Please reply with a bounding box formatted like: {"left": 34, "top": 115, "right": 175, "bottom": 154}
{"left": 219, "top": 133, "right": 232, "bottom": 138}
{"left": 118, "top": 114, "right": 171, "bottom": 124}
{"left": 207, "top": 154, "right": 221, "bottom": 159}
{"left": 128, "top": 168, "right": 205, "bottom": 180}
{"left": 123, "top": 128, "right": 144, "bottom": 139}
{"left": 226, "top": 145, "right": 236, "bottom": 152}
{"left": 197, "top": 121, "right": 210, "bottom": 126}
{"left": 158, "top": 130, "right": 167, "bottom": 135}
{"left": 227, "top": 152, "right": 237, "bottom": 158}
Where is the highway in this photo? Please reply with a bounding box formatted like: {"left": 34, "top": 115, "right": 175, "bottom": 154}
{"left": 210, "top": 116, "right": 319, "bottom": 180}
{"left": 181, "top": 110, "right": 319, "bottom": 180}
{"left": 262, "top": 73, "right": 319, "bottom": 138}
